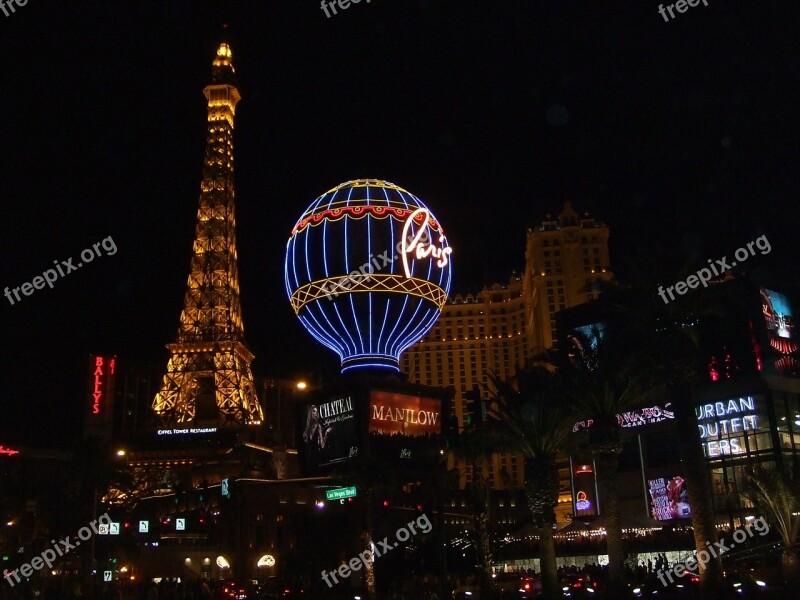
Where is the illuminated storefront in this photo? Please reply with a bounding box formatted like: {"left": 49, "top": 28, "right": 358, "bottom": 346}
{"left": 567, "top": 391, "right": 800, "bottom": 527}
{"left": 558, "top": 281, "right": 800, "bottom": 528}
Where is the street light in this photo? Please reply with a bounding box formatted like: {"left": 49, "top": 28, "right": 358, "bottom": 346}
{"left": 116, "top": 449, "right": 126, "bottom": 457}
{"left": 296, "top": 381, "right": 308, "bottom": 390}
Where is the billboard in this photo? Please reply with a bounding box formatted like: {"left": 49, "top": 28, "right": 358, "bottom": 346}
{"left": 762, "top": 288, "right": 796, "bottom": 342}
{"left": 573, "top": 463, "right": 598, "bottom": 518}
{"left": 369, "top": 390, "right": 442, "bottom": 436}
{"left": 648, "top": 475, "right": 691, "bottom": 521}
{"left": 299, "top": 394, "right": 359, "bottom": 471}
{"left": 368, "top": 390, "right": 443, "bottom": 463}
{"left": 565, "top": 322, "right": 605, "bottom": 370}
{"left": 760, "top": 288, "right": 799, "bottom": 375}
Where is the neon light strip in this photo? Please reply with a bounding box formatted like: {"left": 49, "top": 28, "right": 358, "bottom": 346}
{"left": 290, "top": 274, "right": 447, "bottom": 314}
{"left": 290, "top": 205, "right": 442, "bottom": 237}
{"left": 342, "top": 362, "right": 399, "bottom": 373}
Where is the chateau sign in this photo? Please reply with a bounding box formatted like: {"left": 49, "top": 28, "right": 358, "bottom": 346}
{"left": 318, "top": 396, "right": 354, "bottom": 419}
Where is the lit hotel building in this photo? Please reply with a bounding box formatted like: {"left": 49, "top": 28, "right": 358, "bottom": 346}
{"left": 523, "top": 201, "right": 613, "bottom": 352}
{"left": 401, "top": 202, "right": 613, "bottom": 496}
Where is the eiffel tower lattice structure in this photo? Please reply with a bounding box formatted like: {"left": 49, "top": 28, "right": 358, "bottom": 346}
{"left": 152, "top": 43, "right": 264, "bottom": 428}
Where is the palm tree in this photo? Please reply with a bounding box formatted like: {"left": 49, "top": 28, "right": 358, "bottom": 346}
{"left": 747, "top": 468, "right": 800, "bottom": 585}
{"left": 330, "top": 450, "right": 407, "bottom": 599}
{"left": 601, "top": 275, "right": 741, "bottom": 598}
{"left": 454, "top": 426, "right": 496, "bottom": 599}
{"left": 559, "top": 334, "right": 657, "bottom": 598}
{"left": 464, "top": 365, "right": 573, "bottom": 600}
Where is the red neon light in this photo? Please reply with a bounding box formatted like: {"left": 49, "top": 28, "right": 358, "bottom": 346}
{"left": 0, "top": 446, "right": 21, "bottom": 456}
{"left": 291, "top": 205, "right": 442, "bottom": 237}
{"left": 93, "top": 356, "right": 105, "bottom": 414}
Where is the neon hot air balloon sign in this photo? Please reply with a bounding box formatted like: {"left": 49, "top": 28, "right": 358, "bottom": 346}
{"left": 285, "top": 180, "right": 453, "bottom": 373}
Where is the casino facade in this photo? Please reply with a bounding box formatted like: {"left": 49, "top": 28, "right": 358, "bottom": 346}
{"left": 559, "top": 278, "right": 800, "bottom": 531}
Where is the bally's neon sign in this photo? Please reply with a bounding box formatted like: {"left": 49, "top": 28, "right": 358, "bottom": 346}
{"left": 575, "top": 490, "right": 592, "bottom": 511}
{"left": 401, "top": 208, "right": 452, "bottom": 278}
{"left": 91, "top": 356, "right": 115, "bottom": 414}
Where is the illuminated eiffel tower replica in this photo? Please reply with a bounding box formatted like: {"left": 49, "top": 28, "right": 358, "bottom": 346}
{"left": 152, "top": 42, "right": 264, "bottom": 428}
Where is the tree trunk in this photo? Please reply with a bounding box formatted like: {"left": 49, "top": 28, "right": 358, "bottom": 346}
{"left": 539, "top": 520, "right": 559, "bottom": 600}
{"left": 475, "top": 510, "right": 494, "bottom": 599}
{"left": 472, "top": 458, "right": 494, "bottom": 599}
{"left": 672, "top": 384, "right": 725, "bottom": 598}
{"left": 361, "top": 487, "right": 376, "bottom": 599}
{"left": 595, "top": 453, "right": 626, "bottom": 597}
{"left": 524, "top": 457, "right": 560, "bottom": 600}
{"left": 782, "top": 548, "right": 800, "bottom": 587}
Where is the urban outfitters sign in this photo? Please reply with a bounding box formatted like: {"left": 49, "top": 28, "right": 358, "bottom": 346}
{"left": 696, "top": 396, "right": 758, "bottom": 457}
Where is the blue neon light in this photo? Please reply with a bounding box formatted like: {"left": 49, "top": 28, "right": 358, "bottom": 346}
{"left": 285, "top": 180, "right": 452, "bottom": 373}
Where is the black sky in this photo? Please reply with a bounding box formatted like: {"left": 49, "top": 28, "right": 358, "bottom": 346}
{"left": 1, "top": 0, "right": 799, "bottom": 446}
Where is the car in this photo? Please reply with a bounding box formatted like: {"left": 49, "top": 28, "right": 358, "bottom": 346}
{"left": 216, "top": 582, "right": 248, "bottom": 600}
{"left": 560, "top": 574, "right": 600, "bottom": 598}
{"left": 493, "top": 573, "right": 540, "bottom": 598}
{"left": 726, "top": 571, "right": 770, "bottom": 596}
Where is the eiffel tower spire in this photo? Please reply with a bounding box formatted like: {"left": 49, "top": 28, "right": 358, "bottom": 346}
{"left": 152, "top": 42, "right": 264, "bottom": 427}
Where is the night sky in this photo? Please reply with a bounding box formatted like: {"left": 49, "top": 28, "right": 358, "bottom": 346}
{"left": 1, "top": 0, "right": 799, "bottom": 446}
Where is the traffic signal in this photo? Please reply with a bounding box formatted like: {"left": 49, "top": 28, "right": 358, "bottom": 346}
{"left": 463, "top": 385, "right": 484, "bottom": 425}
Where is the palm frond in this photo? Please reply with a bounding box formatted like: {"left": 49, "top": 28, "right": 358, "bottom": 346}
{"left": 747, "top": 469, "right": 800, "bottom": 546}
